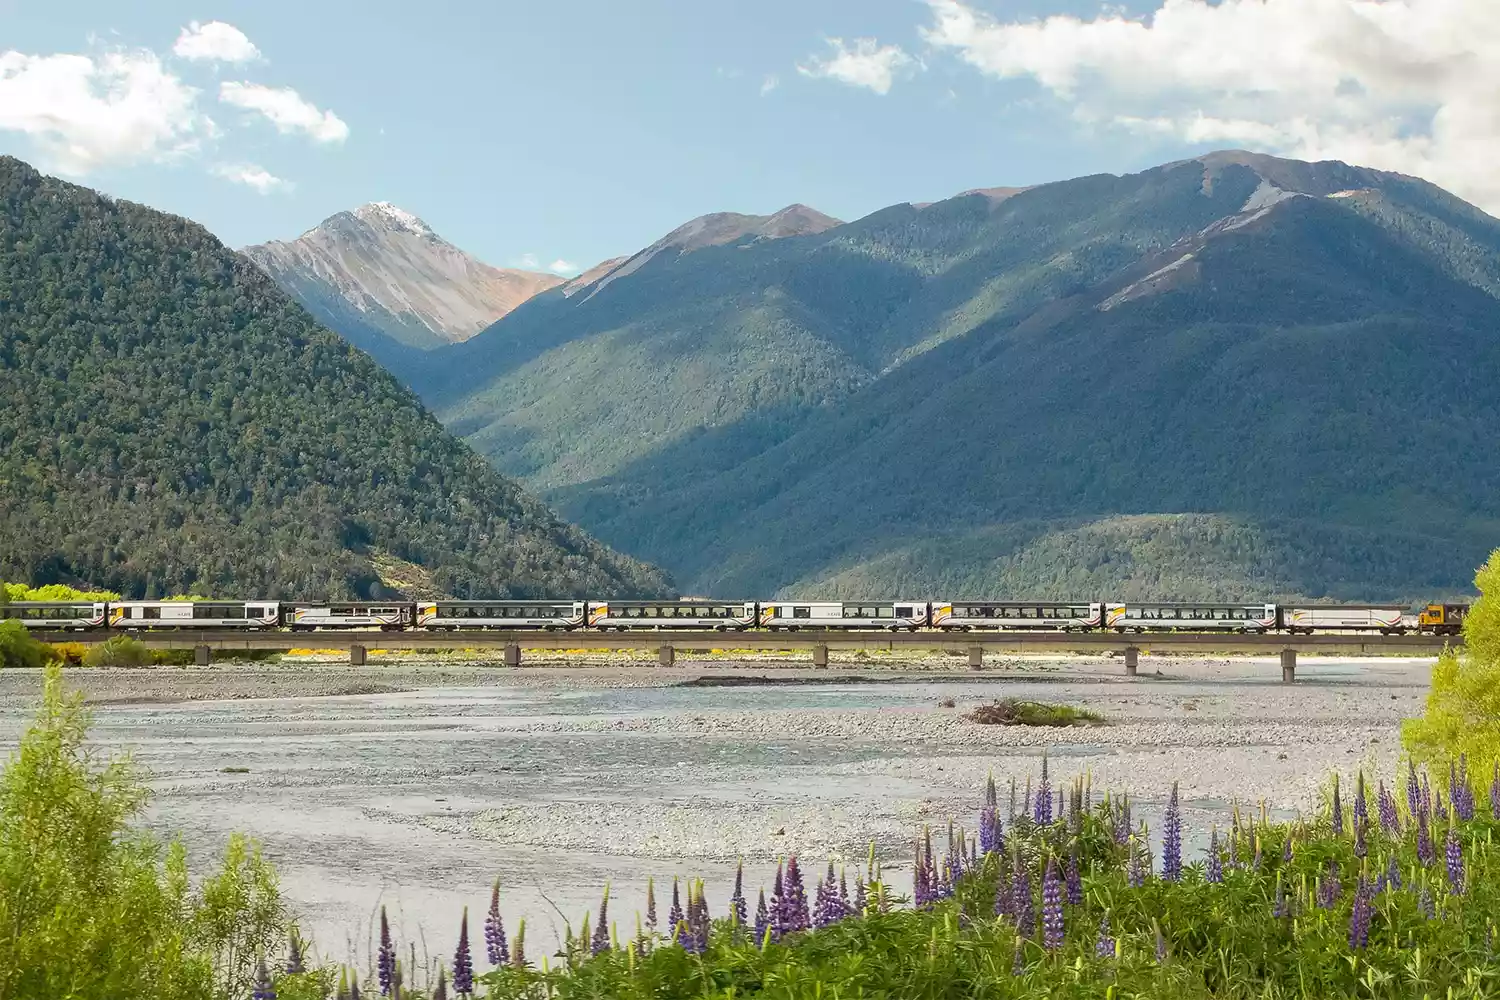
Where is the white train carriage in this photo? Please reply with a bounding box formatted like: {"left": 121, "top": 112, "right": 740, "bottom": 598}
{"left": 8, "top": 601, "right": 108, "bottom": 629}
{"left": 932, "top": 601, "right": 1102, "bottom": 631}
{"left": 284, "top": 603, "right": 412, "bottom": 630}
{"left": 417, "top": 601, "right": 586, "bottom": 630}
{"left": 588, "top": 600, "right": 757, "bottom": 630}
{"left": 1282, "top": 605, "right": 1407, "bottom": 634}
{"left": 1106, "top": 602, "right": 1277, "bottom": 632}
{"left": 109, "top": 601, "right": 280, "bottom": 629}
{"left": 758, "top": 601, "right": 930, "bottom": 631}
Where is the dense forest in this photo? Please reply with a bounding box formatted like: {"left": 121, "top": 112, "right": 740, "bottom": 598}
{"left": 0, "top": 157, "right": 671, "bottom": 599}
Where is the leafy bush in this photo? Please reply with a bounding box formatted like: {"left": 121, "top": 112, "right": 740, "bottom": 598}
{"left": 3, "top": 581, "right": 119, "bottom": 601}
{"left": 83, "top": 635, "right": 153, "bottom": 668}
{"left": 0, "top": 619, "right": 56, "bottom": 669}
{"left": 50, "top": 641, "right": 89, "bottom": 665}
{"left": 966, "top": 698, "right": 1107, "bottom": 727}
{"left": 0, "top": 664, "right": 292, "bottom": 998}
{"left": 1403, "top": 549, "right": 1500, "bottom": 775}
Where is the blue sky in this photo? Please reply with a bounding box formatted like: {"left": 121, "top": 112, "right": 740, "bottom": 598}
{"left": 3, "top": 0, "right": 1492, "bottom": 273}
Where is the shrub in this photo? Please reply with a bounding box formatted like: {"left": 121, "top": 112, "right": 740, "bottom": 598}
{"left": 0, "top": 619, "right": 56, "bottom": 669}
{"left": 966, "top": 698, "right": 1107, "bottom": 727}
{"left": 1403, "top": 549, "right": 1500, "bottom": 774}
{"left": 82, "top": 635, "right": 153, "bottom": 668}
{"left": 50, "top": 641, "right": 89, "bottom": 665}
{"left": 3, "top": 581, "right": 119, "bottom": 601}
{"left": 0, "top": 664, "right": 292, "bottom": 999}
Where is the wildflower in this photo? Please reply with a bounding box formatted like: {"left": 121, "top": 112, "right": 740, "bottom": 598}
{"left": 1407, "top": 760, "right": 1421, "bottom": 819}
{"left": 753, "top": 888, "right": 770, "bottom": 944}
{"left": 912, "top": 839, "right": 931, "bottom": 908}
{"left": 729, "top": 860, "right": 747, "bottom": 928}
{"left": 432, "top": 969, "right": 447, "bottom": 1000}
{"left": 1034, "top": 753, "right": 1053, "bottom": 825}
{"left": 1318, "top": 861, "right": 1342, "bottom": 908}
{"left": 854, "top": 876, "right": 867, "bottom": 914}
{"left": 1041, "top": 857, "right": 1064, "bottom": 951}
{"left": 1417, "top": 887, "right": 1435, "bottom": 920}
{"left": 1353, "top": 772, "right": 1369, "bottom": 851}
{"left": 1065, "top": 847, "right": 1082, "bottom": 905}
{"left": 668, "top": 878, "right": 685, "bottom": 946}
{"left": 782, "top": 856, "right": 811, "bottom": 933}
{"left": 1127, "top": 835, "right": 1147, "bottom": 888}
{"left": 1492, "top": 761, "right": 1500, "bottom": 819}
{"left": 1155, "top": 925, "right": 1169, "bottom": 964}
{"left": 839, "top": 869, "right": 851, "bottom": 916}
{"left": 378, "top": 907, "right": 396, "bottom": 996}
{"left": 1454, "top": 756, "right": 1475, "bottom": 821}
{"left": 993, "top": 861, "right": 1012, "bottom": 918}
{"left": 1205, "top": 828, "right": 1223, "bottom": 884}
{"left": 645, "top": 876, "right": 657, "bottom": 932}
{"left": 1251, "top": 834, "right": 1262, "bottom": 871}
{"left": 484, "top": 881, "right": 508, "bottom": 966}
{"left": 1162, "top": 782, "right": 1183, "bottom": 882}
{"left": 1012, "top": 936, "right": 1025, "bottom": 976}
{"left": 286, "top": 926, "right": 306, "bottom": 974}
{"left": 1331, "top": 774, "right": 1343, "bottom": 835}
{"left": 1417, "top": 809, "right": 1435, "bottom": 866}
{"left": 685, "top": 882, "right": 710, "bottom": 954}
{"left": 1348, "top": 880, "right": 1372, "bottom": 950}
{"left": 1011, "top": 854, "right": 1034, "bottom": 936}
{"left": 1095, "top": 914, "right": 1115, "bottom": 959}
{"left": 813, "top": 864, "right": 838, "bottom": 928}
{"left": 986, "top": 772, "right": 998, "bottom": 809}
{"left": 1446, "top": 827, "right": 1465, "bottom": 895}
{"left": 1385, "top": 855, "right": 1402, "bottom": 891}
{"left": 453, "top": 909, "right": 474, "bottom": 996}
{"left": 1282, "top": 833, "right": 1293, "bottom": 863}
{"left": 1377, "top": 781, "right": 1400, "bottom": 834}
{"left": 591, "top": 886, "right": 611, "bottom": 956}
{"left": 1272, "top": 875, "right": 1289, "bottom": 918}
{"left": 254, "top": 956, "right": 277, "bottom": 1000}
{"left": 1111, "top": 794, "right": 1132, "bottom": 846}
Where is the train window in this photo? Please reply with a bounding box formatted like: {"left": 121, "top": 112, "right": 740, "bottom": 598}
{"left": 793, "top": 607, "right": 811, "bottom": 619}
{"left": 878, "top": 607, "right": 895, "bottom": 618}
{"left": 896, "top": 606, "right": 913, "bottom": 618}
{"left": 696, "top": 607, "right": 711, "bottom": 617}
{"left": 144, "top": 607, "right": 160, "bottom": 619}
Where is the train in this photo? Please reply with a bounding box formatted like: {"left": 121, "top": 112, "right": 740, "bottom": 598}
{"left": 5, "top": 597, "right": 1470, "bottom": 635}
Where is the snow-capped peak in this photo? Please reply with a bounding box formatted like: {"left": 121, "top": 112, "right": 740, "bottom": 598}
{"left": 353, "top": 201, "right": 432, "bottom": 235}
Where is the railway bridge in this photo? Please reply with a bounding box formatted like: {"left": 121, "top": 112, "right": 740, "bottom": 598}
{"left": 37, "top": 629, "right": 1458, "bottom": 682}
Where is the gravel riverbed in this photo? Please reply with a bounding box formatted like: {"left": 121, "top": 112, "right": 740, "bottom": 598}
{"left": 0, "top": 654, "right": 1434, "bottom": 968}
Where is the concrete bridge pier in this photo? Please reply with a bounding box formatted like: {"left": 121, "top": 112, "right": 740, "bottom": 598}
{"left": 350, "top": 644, "right": 366, "bottom": 667}
{"left": 658, "top": 645, "right": 675, "bottom": 667}
{"left": 1124, "top": 647, "right": 1139, "bottom": 677}
{"left": 504, "top": 643, "right": 521, "bottom": 668}
{"left": 1281, "top": 648, "right": 1297, "bottom": 683}
{"left": 194, "top": 644, "right": 211, "bottom": 666}
{"left": 813, "top": 644, "right": 829, "bottom": 668}
{"left": 968, "top": 645, "right": 983, "bottom": 669}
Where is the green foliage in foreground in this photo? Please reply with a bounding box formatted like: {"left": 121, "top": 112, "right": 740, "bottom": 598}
{"left": 2, "top": 581, "right": 120, "bottom": 601}
{"left": 0, "top": 664, "right": 299, "bottom": 1000}
{"left": 82, "top": 635, "right": 155, "bottom": 668}
{"left": 966, "top": 699, "right": 1107, "bottom": 727}
{"left": 1405, "top": 550, "right": 1500, "bottom": 777}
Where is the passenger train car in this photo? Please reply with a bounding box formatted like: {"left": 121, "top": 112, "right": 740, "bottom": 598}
{"left": 7, "top": 598, "right": 1471, "bottom": 635}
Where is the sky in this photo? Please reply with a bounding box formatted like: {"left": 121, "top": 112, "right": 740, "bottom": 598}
{"left": 4, "top": 0, "right": 1500, "bottom": 275}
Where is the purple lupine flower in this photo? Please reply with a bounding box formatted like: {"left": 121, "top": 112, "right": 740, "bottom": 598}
{"left": 986, "top": 773, "right": 998, "bottom": 809}
{"left": 854, "top": 876, "right": 867, "bottom": 915}
{"left": 1095, "top": 914, "right": 1115, "bottom": 959}
{"left": 1011, "top": 857, "right": 1034, "bottom": 936}
{"left": 1111, "top": 794, "right": 1132, "bottom": 846}
{"left": 1331, "top": 775, "right": 1344, "bottom": 835}
{"left": 378, "top": 907, "right": 396, "bottom": 996}
{"left": 1041, "top": 857, "right": 1064, "bottom": 951}
{"left": 979, "top": 803, "right": 998, "bottom": 855}
{"left": 591, "top": 887, "right": 611, "bottom": 956}
{"left": 812, "top": 865, "right": 836, "bottom": 928}
{"left": 1454, "top": 756, "right": 1476, "bottom": 821}
{"left": 781, "top": 856, "right": 810, "bottom": 934}
{"left": 1349, "top": 879, "right": 1372, "bottom": 950}
{"left": 1418, "top": 886, "right": 1435, "bottom": 919}
{"left": 1065, "top": 848, "right": 1082, "bottom": 905}
{"left": 1272, "top": 876, "right": 1289, "bottom": 918}
{"left": 1417, "top": 810, "right": 1435, "bottom": 865}
{"left": 1407, "top": 760, "right": 1421, "bottom": 819}
{"left": 1318, "top": 862, "right": 1342, "bottom": 908}
{"left": 1012, "top": 936, "right": 1025, "bottom": 976}
{"left": 1162, "top": 783, "right": 1183, "bottom": 882}
{"left": 1491, "top": 762, "right": 1500, "bottom": 819}
{"left": 685, "top": 883, "right": 709, "bottom": 954}
{"left": 286, "top": 927, "right": 305, "bottom": 974}
{"left": 432, "top": 970, "right": 447, "bottom": 1000}
{"left": 993, "top": 859, "right": 1012, "bottom": 918}
{"left": 511, "top": 921, "right": 526, "bottom": 969}
{"left": 453, "top": 909, "right": 474, "bottom": 996}
{"left": 254, "top": 957, "right": 277, "bottom": 1000}
{"left": 1354, "top": 773, "right": 1369, "bottom": 834}
{"left": 839, "top": 870, "right": 851, "bottom": 918}
{"left": 1155, "top": 925, "right": 1168, "bottom": 964}
{"left": 1282, "top": 833, "right": 1294, "bottom": 863}
{"left": 645, "top": 877, "right": 657, "bottom": 933}
{"left": 1378, "top": 781, "right": 1400, "bottom": 834}
{"left": 1034, "top": 754, "right": 1053, "bottom": 825}
{"left": 1446, "top": 828, "right": 1465, "bottom": 895}
{"left": 1008, "top": 777, "right": 1017, "bottom": 821}
{"left": 753, "top": 888, "right": 769, "bottom": 945}
{"left": 730, "top": 861, "right": 747, "bottom": 929}
{"left": 1206, "top": 829, "right": 1223, "bottom": 884}
{"left": 1385, "top": 855, "right": 1402, "bottom": 891}
{"left": 1127, "top": 834, "right": 1147, "bottom": 888}
{"left": 668, "top": 878, "right": 685, "bottom": 945}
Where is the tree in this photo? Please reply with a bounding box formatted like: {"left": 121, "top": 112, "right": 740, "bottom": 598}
{"left": 1402, "top": 550, "right": 1500, "bottom": 774}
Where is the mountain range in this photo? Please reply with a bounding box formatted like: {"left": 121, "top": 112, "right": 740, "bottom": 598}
{"left": 251, "top": 150, "right": 1500, "bottom": 601}
{"left": 0, "top": 157, "right": 668, "bottom": 600}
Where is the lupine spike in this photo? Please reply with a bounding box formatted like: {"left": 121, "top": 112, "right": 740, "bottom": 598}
{"left": 378, "top": 907, "right": 396, "bottom": 997}
{"left": 782, "top": 855, "right": 810, "bottom": 933}
{"left": 1331, "top": 773, "right": 1343, "bottom": 834}
{"left": 1492, "top": 762, "right": 1500, "bottom": 819}
{"left": 1206, "top": 828, "right": 1223, "bottom": 884}
{"left": 668, "top": 878, "right": 684, "bottom": 945}
{"left": 286, "top": 926, "right": 305, "bottom": 974}
{"left": 453, "top": 908, "right": 474, "bottom": 996}
{"left": 1095, "top": 913, "right": 1115, "bottom": 958}
{"left": 1348, "top": 879, "right": 1372, "bottom": 949}
{"left": 1162, "top": 782, "right": 1183, "bottom": 882}
{"left": 484, "top": 880, "right": 508, "bottom": 967}
{"left": 591, "top": 885, "right": 611, "bottom": 956}
{"left": 646, "top": 876, "right": 657, "bottom": 931}
{"left": 1417, "top": 807, "right": 1436, "bottom": 865}
{"left": 253, "top": 956, "right": 277, "bottom": 1000}
{"left": 730, "top": 859, "right": 747, "bottom": 928}
{"left": 1447, "top": 826, "right": 1466, "bottom": 895}
{"left": 432, "top": 969, "right": 447, "bottom": 1000}
{"left": 1041, "top": 856, "right": 1064, "bottom": 951}
{"left": 1011, "top": 850, "right": 1034, "bottom": 936}
{"left": 1065, "top": 847, "right": 1082, "bottom": 905}
{"left": 753, "top": 888, "right": 770, "bottom": 945}
{"left": 511, "top": 919, "right": 526, "bottom": 968}
{"left": 1034, "top": 752, "right": 1053, "bottom": 825}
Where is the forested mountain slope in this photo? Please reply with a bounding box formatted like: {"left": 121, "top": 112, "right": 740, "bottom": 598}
{"left": 417, "top": 152, "right": 1500, "bottom": 600}
{"left": 0, "top": 157, "right": 670, "bottom": 599}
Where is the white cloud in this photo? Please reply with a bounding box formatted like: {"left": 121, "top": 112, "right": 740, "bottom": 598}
{"left": 922, "top": 0, "right": 1500, "bottom": 214}
{"left": 760, "top": 74, "right": 780, "bottom": 96}
{"left": 212, "top": 162, "right": 288, "bottom": 193}
{"left": 173, "top": 21, "right": 260, "bottom": 63}
{"left": 798, "top": 37, "right": 918, "bottom": 95}
{"left": 0, "top": 48, "right": 206, "bottom": 173}
{"left": 220, "top": 81, "right": 348, "bottom": 143}
{"left": 515, "top": 252, "right": 541, "bottom": 269}
{"left": 547, "top": 259, "right": 580, "bottom": 276}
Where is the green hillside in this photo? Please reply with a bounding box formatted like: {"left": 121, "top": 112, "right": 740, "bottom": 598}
{"left": 0, "top": 157, "right": 670, "bottom": 600}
